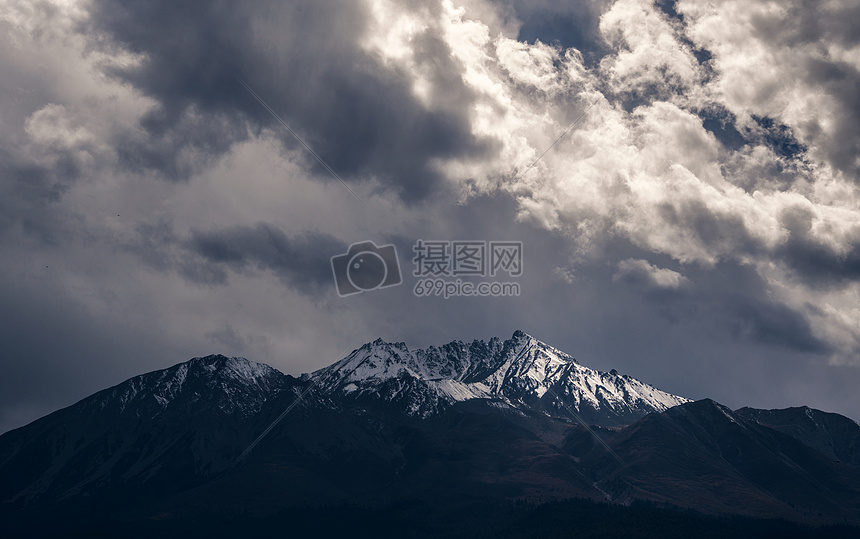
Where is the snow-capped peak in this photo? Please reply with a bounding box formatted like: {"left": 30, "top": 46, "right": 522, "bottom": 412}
{"left": 309, "top": 331, "right": 689, "bottom": 424}
{"left": 186, "top": 354, "right": 280, "bottom": 382}
{"left": 86, "top": 354, "right": 289, "bottom": 419}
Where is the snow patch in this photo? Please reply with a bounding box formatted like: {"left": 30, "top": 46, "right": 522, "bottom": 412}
{"left": 309, "top": 333, "right": 689, "bottom": 419}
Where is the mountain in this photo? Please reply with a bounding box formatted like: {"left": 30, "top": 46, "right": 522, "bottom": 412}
{"left": 578, "top": 399, "right": 860, "bottom": 523}
{"left": 310, "top": 330, "right": 689, "bottom": 426}
{"left": 736, "top": 406, "right": 860, "bottom": 467}
{"left": 0, "top": 355, "right": 302, "bottom": 508}
{"left": 2, "top": 331, "right": 860, "bottom": 535}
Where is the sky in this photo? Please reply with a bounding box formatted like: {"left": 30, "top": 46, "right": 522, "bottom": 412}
{"left": 1, "top": 0, "right": 860, "bottom": 434}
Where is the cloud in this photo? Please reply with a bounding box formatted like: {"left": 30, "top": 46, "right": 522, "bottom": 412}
{"left": 599, "top": 0, "right": 704, "bottom": 103}
{"left": 123, "top": 219, "right": 346, "bottom": 297}
{"left": 726, "top": 297, "right": 829, "bottom": 354}
{"left": 0, "top": 102, "right": 106, "bottom": 242}
{"left": 83, "top": 0, "right": 494, "bottom": 201}
{"left": 680, "top": 0, "right": 860, "bottom": 179}
{"left": 2, "top": 0, "right": 860, "bottom": 434}
{"left": 358, "top": 0, "right": 860, "bottom": 362}
{"left": 774, "top": 203, "right": 860, "bottom": 286}
{"left": 205, "top": 325, "right": 272, "bottom": 358}
{"left": 186, "top": 223, "right": 346, "bottom": 296}
{"left": 71, "top": 0, "right": 860, "bottom": 362}
{"left": 613, "top": 258, "right": 688, "bottom": 290}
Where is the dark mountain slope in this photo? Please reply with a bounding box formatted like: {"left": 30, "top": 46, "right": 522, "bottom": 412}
{"left": 736, "top": 406, "right": 860, "bottom": 466}
{"left": 1, "top": 334, "right": 859, "bottom": 529}
{"left": 582, "top": 399, "right": 860, "bottom": 524}
{"left": 0, "top": 355, "right": 300, "bottom": 510}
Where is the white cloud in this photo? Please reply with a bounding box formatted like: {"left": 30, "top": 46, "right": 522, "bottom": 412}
{"left": 496, "top": 37, "right": 563, "bottom": 91}
{"left": 599, "top": 0, "right": 703, "bottom": 98}
{"left": 25, "top": 104, "right": 92, "bottom": 148}
{"left": 679, "top": 0, "right": 860, "bottom": 176}
{"left": 614, "top": 258, "right": 688, "bottom": 289}
{"left": 357, "top": 0, "right": 860, "bottom": 361}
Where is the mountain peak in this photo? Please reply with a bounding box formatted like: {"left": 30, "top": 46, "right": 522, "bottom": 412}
{"left": 511, "top": 329, "right": 530, "bottom": 340}
{"left": 4, "top": 337, "right": 859, "bottom": 529}
{"left": 365, "top": 338, "right": 409, "bottom": 352}
{"left": 79, "top": 354, "right": 289, "bottom": 422}
{"left": 312, "top": 332, "right": 689, "bottom": 424}
{"left": 185, "top": 354, "right": 280, "bottom": 382}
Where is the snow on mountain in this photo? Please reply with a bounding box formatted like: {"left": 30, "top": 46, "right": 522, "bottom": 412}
{"left": 84, "top": 354, "right": 290, "bottom": 419}
{"left": 310, "top": 331, "right": 689, "bottom": 424}
{"left": 0, "top": 355, "right": 298, "bottom": 505}
{"left": 6, "top": 342, "right": 860, "bottom": 528}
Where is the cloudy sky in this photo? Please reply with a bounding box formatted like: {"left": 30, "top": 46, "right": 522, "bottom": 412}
{"left": 2, "top": 0, "right": 860, "bottom": 434}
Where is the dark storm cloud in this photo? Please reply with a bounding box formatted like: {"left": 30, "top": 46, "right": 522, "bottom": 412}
{"left": 655, "top": 198, "right": 762, "bottom": 258}
{"left": 187, "top": 223, "right": 346, "bottom": 296}
{"left": 205, "top": 324, "right": 271, "bottom": 357}
{"left": 726, "top": 297, "right": 829, "bottom": 354}
{"left": 86, "top": 0, "right": 493, "bottom": 201}
{"left": 657, "top": 259, "right": 831, "bottom": 355}
{"left": 0, "top": 149, "right": 82, "bottom": 244}
{"left": 612, "top": 259, "right": 687, "bottom": 296}
{"left": 775, "top": 205, "right": 860, "bottom": 287}
{"left": 602, "top": 242, "right": 830, "bottom": 356}
{"left": 124, "top": 219, "right": 346, "bottom": 296}
{"left": 696, "top": 265, "right": 830, "bottom": 355}
{"left": 638, "top": 193, "right": 859, "bottom": 294}
{"left": 128, "top": 219, "right": 181, "bottom": 273}
{"left": 114, "top": 108, "right": 249, "bottom": 181}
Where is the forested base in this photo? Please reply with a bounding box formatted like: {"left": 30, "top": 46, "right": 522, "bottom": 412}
{"left": 5, "top": 498, "right": 859, "bottom": 539}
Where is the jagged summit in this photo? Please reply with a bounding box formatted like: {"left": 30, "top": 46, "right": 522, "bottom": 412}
{"left": 310, "top": 331, "right": 689, "bottom": 425}
{"left": 25, "top": 332, "right": 686, "bottom": 432}
{"left": 7, "top": 333, "right": 860, "bottom": 527}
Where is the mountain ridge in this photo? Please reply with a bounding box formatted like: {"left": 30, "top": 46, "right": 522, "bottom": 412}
{"left": 310, "top": 330, "right": 690, "bottom": 425}
{"left": 3, "top": 331, "right": 860, "bottom": 529}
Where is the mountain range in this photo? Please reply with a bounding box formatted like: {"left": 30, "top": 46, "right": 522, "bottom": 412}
{"left": 2, "top": 331, "right": 859, "bottom": 536}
